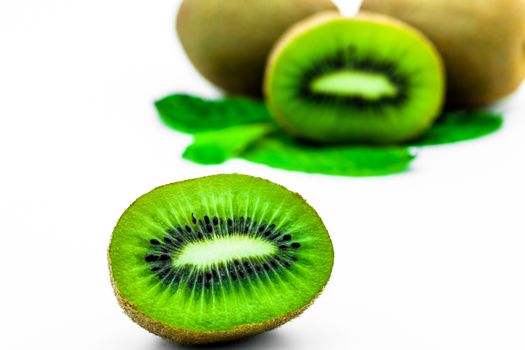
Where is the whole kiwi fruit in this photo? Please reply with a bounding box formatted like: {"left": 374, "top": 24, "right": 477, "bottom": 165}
{"left": 361, "top": 0, "right": 525, "bottom": 108}
{"left": 264, "top": 11, "right": 445, "bottom": 144}
{"left": 176, "top": 0, "right": 338, "bottom": 97}
{"left": 108, "top": 174, "right": 334, "bottom": 344}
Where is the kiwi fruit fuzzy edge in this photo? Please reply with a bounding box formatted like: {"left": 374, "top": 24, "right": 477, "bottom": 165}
{"left": 176, "top": 0, "right": 338, "bottom": 96}
{"left": 361, "top": 0, "right": 525, "bottom": 107}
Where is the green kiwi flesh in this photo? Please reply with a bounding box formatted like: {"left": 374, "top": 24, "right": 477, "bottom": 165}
{"left": 108, "top": 174, "right": 334, "bottom": 344}
{"left": 265, "top": 12, "right": 445, "bottom": 144}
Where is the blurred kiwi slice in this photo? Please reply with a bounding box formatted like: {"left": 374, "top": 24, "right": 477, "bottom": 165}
{"left": 108, "top": 174, "right": 334, "bottom": 344}
{"left": 265, "top": 12, "right": 445, "bottom": 144}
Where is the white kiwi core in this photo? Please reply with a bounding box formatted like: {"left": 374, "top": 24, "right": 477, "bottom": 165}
{"left": 173, "top": 235, "right": 278, "bottom": 268}
{"left": 310, "top": 70, "right": 398, "bottom": 99}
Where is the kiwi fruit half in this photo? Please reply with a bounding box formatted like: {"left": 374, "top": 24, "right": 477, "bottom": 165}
{"left": 264, "top": 12, "right": 445, "bottom": 144}
{"left": 176, "top": 0, "right": 338, "bottom": 96}
{"left": 361, "top": 0, "right": 525, "bottom": 108}
{"left": 108, "top": 174, "right": 334, "bottom": 344}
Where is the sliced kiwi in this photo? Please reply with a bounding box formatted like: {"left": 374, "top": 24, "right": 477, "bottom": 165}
{"left": 108, "top": 174, "right": 334, "bottom": 344}
{"left": 264, "top": 12, "right": 445, "bottom": 144}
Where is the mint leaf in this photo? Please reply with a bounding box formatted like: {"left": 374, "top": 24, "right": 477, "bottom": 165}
{"left": 240, "top": 132, "right": 415, "bottom": 177}
{"left": 156, "top": 93, "right": 503, "bottom": 177}
{"left": 155, "top": 94, "right": 273, "bottom": 134}
{"left": 412, "top": 110, "right": 503, "bottom": 146}
{"left": 183, "top": 124, "right": 275, "bottom": 165}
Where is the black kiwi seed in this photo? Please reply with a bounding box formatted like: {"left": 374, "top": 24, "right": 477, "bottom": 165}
{"left": 144, "top": 214, "right": 302, "bottom": 291}
{"left": 269, "top": 232, "right": 281, "bottom": 241}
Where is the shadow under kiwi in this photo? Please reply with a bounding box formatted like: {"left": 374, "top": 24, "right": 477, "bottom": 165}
{"left": 151, "top": 329, "right": 289, "bottom": 350}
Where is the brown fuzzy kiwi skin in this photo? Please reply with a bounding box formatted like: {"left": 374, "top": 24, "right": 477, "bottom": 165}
{"left": 107, "top": 174, "right": 334, "bottom": 345}
{"left": 176, "top": 0, "right": 338, "bottom": 97}
{"left": 264, "top": 11, "right": 445, "bottom": 143}
{"left": 361, "top": 0, "right": 525, "bottom": 108}
{"left": 110, "top": 273, "right": 321, "bottom": 345}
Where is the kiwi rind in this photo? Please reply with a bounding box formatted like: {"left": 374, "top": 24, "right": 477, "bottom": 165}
{"left": 110, "top": 276, "right": 321, "bottom": 344}
{"left": 108, "top": 174, "right": 334, "bottom": 344}
{"left": 264, "top": 11, "right": 445, "bottom": 144}
{"left": 176, "top": 0, "right": 338, "bottom": 96}
{"left": 361, "top": 0, "right": 525, "bottom": 107}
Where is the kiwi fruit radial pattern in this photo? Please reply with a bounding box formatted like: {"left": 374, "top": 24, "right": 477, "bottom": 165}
{"left": 176, "top": 0, "right": 338, "bottom": 96}
{"left": 108, "top": 174, "right": 334, "bottom": 344}
{"left": 265, "top": 12, "right": 445, "bottom": 144}
{"left": 362, "top": 0, "right": 525, "bottom": 108}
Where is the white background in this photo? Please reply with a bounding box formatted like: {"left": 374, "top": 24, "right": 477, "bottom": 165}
{"left": 1, "top": 1, "right": 524, "bottom": 349}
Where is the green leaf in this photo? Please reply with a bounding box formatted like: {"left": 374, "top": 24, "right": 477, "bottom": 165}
{"left": 183, "top": 124, "right": 275, "bottom": 165}
{"left": 155, "top": 94, "right": 273, "bottom": 134}
{"left": 412, "top": 110, "right": 503, "bottom": 146}
{"left": 240, "top": 132, "right": 415, "bottom": 177}
{"left": 156, "top": 93, "right": 504, "bottom": 177}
